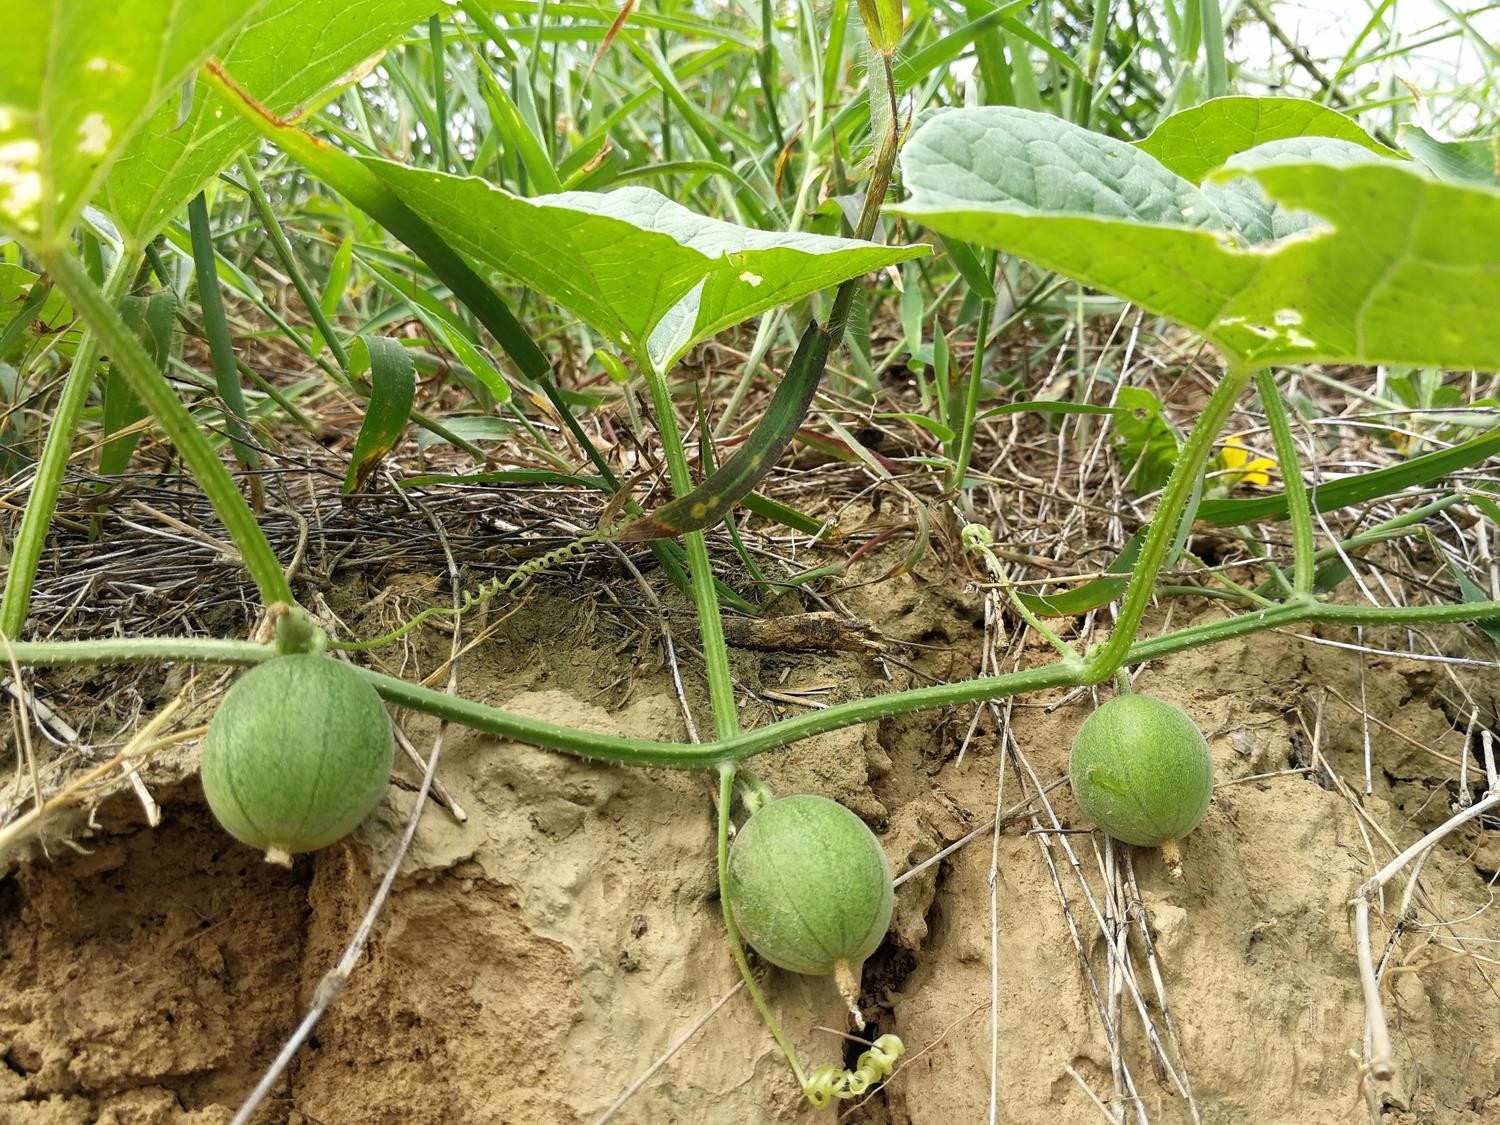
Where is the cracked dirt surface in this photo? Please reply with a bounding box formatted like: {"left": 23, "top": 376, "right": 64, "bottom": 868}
{"left": 3, "top": 578, "right": 1498, "bottom": 1124}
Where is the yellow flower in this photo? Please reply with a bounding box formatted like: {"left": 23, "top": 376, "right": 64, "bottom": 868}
{"left": 1220, "top": 435, "right": 1276, "bottom": 488}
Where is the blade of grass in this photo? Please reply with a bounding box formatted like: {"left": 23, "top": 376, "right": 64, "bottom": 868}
{"left": 188, "top": 193, "right": 262, "bottom": 492}
{"left": 343, "top": 335, "right": 417, "bottom": 493}
{"left": 1197, "top": 430, "right": 1500, "bottom": 525}
{"left": 1, "top": 253, "right": 137, "bottom": 635}
{"left": 464, "top": 30, "right": 565, "bottom": 194}
{"left": 430, "top": 14, "right": 452, "bottom": 171}
{"left": 35, "top": 244, "right": 292, "bottom": 609}
{"left": 98, "top": 291, "right": 176, "bottom": 480}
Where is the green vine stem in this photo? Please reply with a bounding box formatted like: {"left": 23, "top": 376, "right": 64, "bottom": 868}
{"left": 948, "top": 268, "right": 996, "bottom": 495}
{"left": 638, "top": 352, "right": 741, "bottom": 740}
{"left": 0, "top": 252, "right": 136, "bottom": 635}
{"left": 11, "top": 595, "right": 1499, "bottom": 768}
{"left": 1254, "top": 368, "right": 1317, "bottom": 595}
{"left": 962, "top": 523, "right": 1083, "bottom": 667}
{"left": 1083, "top": 361, "right": 1256, "bottom": 680}
{"left": 36, "top": 244, "right": 294, "bottom": 610}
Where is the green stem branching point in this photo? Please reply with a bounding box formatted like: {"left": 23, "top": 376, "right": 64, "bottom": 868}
{"left": 10, "top": 596, "right": 1499, "bottom": 768}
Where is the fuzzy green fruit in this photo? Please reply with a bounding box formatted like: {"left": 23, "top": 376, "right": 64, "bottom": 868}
{"left": 200, "top": 655, "right": 394, "bottom": 865}
{"left": 725, "top": 794, "right": 893, "bottom": 986}
{"left": 1069, "top": 693, "right": 1214, "bottom": 848}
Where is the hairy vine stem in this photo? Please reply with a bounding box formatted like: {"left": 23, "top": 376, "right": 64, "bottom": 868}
{"left": 333, "top": 523, "right": 630, "bottom": 652}
{"left": 1083, "top": 361, "right": 1254, "bottom": 680}
{"left": 11, "top": 595, "right": 1499, "bottom": 769}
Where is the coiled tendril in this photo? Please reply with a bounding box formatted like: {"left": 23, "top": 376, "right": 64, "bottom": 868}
{"left": 802, "top": 1034, "right": 904, "bottom": 1108}
{"left": 339, "top": 522, "right": 630, "bottom": 651}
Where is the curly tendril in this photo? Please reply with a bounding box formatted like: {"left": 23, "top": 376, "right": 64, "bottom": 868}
{"left": 802, "top": 1034, "right": 904, "bottom": 1108}
{"left": 337, "top": 521, "right": 633, "bottom": 651}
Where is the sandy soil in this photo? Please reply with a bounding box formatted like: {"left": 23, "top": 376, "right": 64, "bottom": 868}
{"left": 3, "top": 569, "right": 1498, "bottom": 1124}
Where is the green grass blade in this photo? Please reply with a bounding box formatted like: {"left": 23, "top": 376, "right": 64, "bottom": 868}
{"left": 98, "top": 291, "right": 176, "bottom": 479}
{"left": 188, "top": 192, "right": 261, "bottom": 475}
{"left": 343, "top": 336, "right": 417, "bottom": 493}
{"left": 1198, "top": 430, "right": 1500, "bottom": 525}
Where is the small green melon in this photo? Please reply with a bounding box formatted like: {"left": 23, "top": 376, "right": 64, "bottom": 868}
{"left": 1069, "top": 693, "right": 1214, "bottom": 848}
{"left": 725, "top": 794, "right": 893, "bottom": 982}
{"left": 201, "top": 655, "right": 394, "bottom": 865}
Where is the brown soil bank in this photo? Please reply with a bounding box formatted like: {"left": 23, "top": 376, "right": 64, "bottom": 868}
{"left": 3, "top": 584, "right": 1498, "bottom": 1124}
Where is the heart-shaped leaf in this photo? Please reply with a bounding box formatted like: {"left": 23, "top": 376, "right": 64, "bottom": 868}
{"left": 1399, "top": 124, "right": 1500, "bottom": 187}
{"left": 0, "top": 0, "right": 258, "bottom": 247}
{"left": 364, "top": 163, "right": 927, "bottom": 370}
{"left": 105, "top": 0, "right": 438, "bottom": 248}
{"left": 1134, "top": 96, "right": 1395, "bottom": 184}
{"left": 894, "top": 104, "right": 1500, "bottom": 372}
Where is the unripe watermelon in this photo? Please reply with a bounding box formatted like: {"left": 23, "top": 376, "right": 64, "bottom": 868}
{"left": 725, "top": 794, "right": 893, "bottom": 979}
{"left": 1069, "top": 693, "right": 1214, "bottom": 848}
{"left": 200, "top": 655, "right": 394, "bottom": 865}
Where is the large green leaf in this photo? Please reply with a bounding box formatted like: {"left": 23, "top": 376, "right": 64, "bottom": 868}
{"left": 343, "top": 335, "right": 416, "bottom": 494}
{"left": 894, "top": 104, "right": 1500, "bottom": 372}
{"left": 1399, "top": 124, "right": 1500, "bottom": 187}
{"left": 364, "top": 163, "right": 928, "bottom": 369}
{"left": 104, "top": 0, "right": 437, "bottom": 247}
{"left": 1134, "top": 96, "right": 1395, "bottom": 184}
{"left": 0, "top": 0, "right": 258, "bottom": 246}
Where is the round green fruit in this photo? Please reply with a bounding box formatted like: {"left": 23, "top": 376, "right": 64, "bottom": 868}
{"left": 1069, "top": 693, "right": 1214, "bottom": 848}
{"left": 725, "top": 794, "right": 893, "bottom": 980}
{"left": 200, "top": 655, "right": 394, "bottom": 865}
